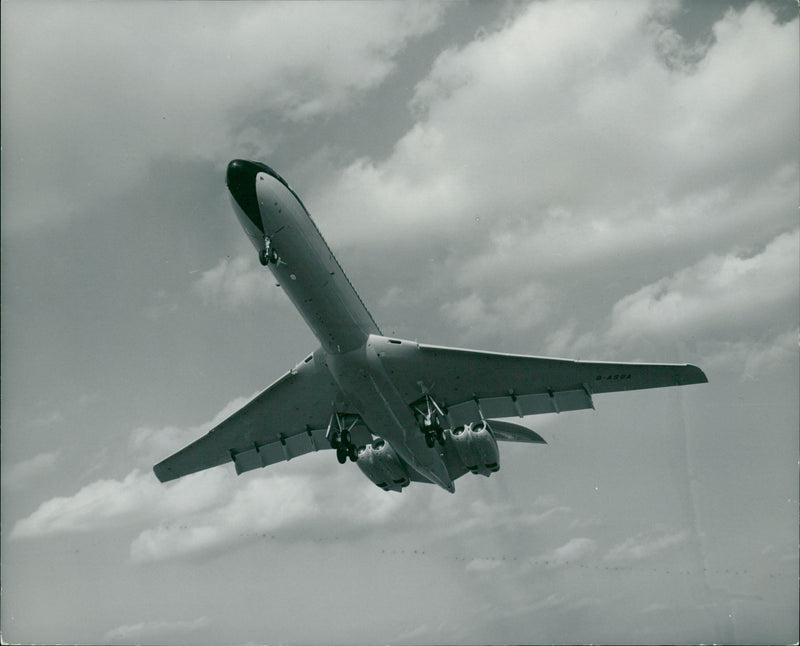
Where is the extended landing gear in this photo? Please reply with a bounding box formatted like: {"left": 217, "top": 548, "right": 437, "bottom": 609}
{"left": 258, "top": 241, "right": 280, "bottom": 266}
{"left": 412, "top": 394, "right": 447, "bottom": 448}
{"left": 424, "top": 425, "right": 445, "bottom": 448}
{"left": 335, "top": 445, "right": 356, "bottom": 464}
{"left": 327, "top": 412, "right": 361, "bottom": 463}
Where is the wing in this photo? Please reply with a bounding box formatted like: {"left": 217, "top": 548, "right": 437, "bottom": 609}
{"left": 153, "top": 349, "right": 360, "bottom": 482}
{"left": 377, "top": 340, "right": 707, "bottom": 428}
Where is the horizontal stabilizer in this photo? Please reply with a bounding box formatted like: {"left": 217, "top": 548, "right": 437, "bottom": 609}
{"left": 487, "top": 420, "right": 546, "bottom": 444}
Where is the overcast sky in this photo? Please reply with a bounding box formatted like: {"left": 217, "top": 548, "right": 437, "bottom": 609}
{"left": 1, "top": 1, "right": 798, "bottom": 644}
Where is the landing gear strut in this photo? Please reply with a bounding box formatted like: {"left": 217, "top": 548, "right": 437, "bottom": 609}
{"left": 258, "top": 240, "right": 280, "bottom": 266}
{"left": 327, "top": 412, "right": 361, "bottom": 463}
{"left": 412, "top": 394, "right": 447, "bottom": 448}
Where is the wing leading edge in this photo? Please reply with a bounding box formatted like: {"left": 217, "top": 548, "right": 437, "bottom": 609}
{"left": 154, "top": 350, "right": 355, "bottom": 482}
{"left": 372, "top": 338, "right": 707, "bottom": 428}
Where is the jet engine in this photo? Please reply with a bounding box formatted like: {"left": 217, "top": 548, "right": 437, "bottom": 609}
{"left": 450, "top": 421, "right": 500, "bottom": 477}
{"left": 356, "top": 438, "right": 410, "bottom": 492}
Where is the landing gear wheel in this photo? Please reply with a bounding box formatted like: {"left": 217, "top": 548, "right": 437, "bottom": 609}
{"left": 268, "top": 245, "right": 279, "bottom": 264}
{"left": 348, "top": 445, "right": 358, "bottom": 462}
{"left": 435, "top": 427, "right": 446, "bottom": 446}
{"left": 258, "top": 248, "right": 269, "bottom": 266}
{"left": 425, "top": 431, "right": 436, "bottom": 448}
{"left": 336, "top": 446, "right": 347, "bottom": 464}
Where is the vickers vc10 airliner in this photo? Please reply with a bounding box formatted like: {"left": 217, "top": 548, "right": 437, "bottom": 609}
{"left": 154, "top": 160, "right": 707, "bottom": 493}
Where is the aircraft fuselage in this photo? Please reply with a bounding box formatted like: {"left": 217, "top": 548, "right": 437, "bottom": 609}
{"left": 227, "top": 160, "right": 455, "bottom": 491}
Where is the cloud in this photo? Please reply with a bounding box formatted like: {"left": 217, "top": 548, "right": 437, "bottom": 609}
{"left": 10, "top": 390, "right": 413, "bottom": 560}
{"left": 2, "top": 2, "right": 444, "bottom": 231}
{"left": 313, "top": 1, "right": 796, "bottom": 249}
{"left": 129, "top": 473, "right": 318, "bottom": 562}
{"left": 542, "top": 537, "right": 598, "bottom": 564}
{"left": 440, "top": 283, "right": 551, "bottom": 340}
{"left": 2, "top": 451, "right": 59, "bottom": 487}
{"left": 539, "top": 228, "right": 799, "bottom": 363}
{"left": 105, "top": 616, "right": 209, "bottom": 643}
{"left": 10, "top": 468, "right": 230, "bottom": 540}
{"left": 607, "top": 230, "right": 799, "bottom": 342}
{"left": 193, "top": 255, "right": 287, "bottom": 308}
{"left": 604, "top": 530, "right": 689, "bottom": 562}
{"left": 10, "top": 393, "right": 262, "bottom": 540}
{"left": 433, "top": 496, "right": 571, "bottom": 539}
{"left": 129, "top": 467, "right": 407, "bottom": 563}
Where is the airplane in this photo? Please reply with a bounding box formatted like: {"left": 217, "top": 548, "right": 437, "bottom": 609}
{"left": 153, "top": 159, "right": 707, "bottom": 493}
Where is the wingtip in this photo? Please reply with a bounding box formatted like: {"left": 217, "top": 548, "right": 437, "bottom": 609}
{"left": 152, "top": 462, "right": 175, "bottom": 483}
{"left": 684, "top": 364, "right": 709, "bottom": 384}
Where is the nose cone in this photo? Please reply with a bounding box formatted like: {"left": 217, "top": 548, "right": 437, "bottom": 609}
{"left": 226, "top": 159, "right": 264, "bottom": 234}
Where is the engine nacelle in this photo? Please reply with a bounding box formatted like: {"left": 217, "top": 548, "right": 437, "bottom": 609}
{"left": 450, "top": 421, "right": 500, "bottom": 477}
{"left": 356, "top": 438, "right": 410, "bottom": 492}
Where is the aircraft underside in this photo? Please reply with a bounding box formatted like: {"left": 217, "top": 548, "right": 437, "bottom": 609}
{"left": 153, "top": 160, "right": 707, "bottom": 493}
{"left": 319, "top": 341, "right": 508, "bottom": 492}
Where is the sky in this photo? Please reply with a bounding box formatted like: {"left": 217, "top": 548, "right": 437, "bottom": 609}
{"left": 1, "top": 1, "right": 798, "bottom": 644}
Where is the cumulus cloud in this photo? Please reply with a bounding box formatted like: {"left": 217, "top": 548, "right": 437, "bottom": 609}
{"left": 10, "top": 393, "right": 256, "bottom": 540}
{"left": 607, "top": 230, "right": 799, "bottom": 342}
{"left": 11, "top": 455, "right": 401, "bottom": 562}
{"left": 193, "top": 255, "right": 287, "bottom": 308}
{"left": 541, "top": 537, "right": 598, "bottom": 564}
{"left": 433, "top": 496, "right": 571, "bottom": 539}
{"left": 9, "top": 449, "right": 408, "bottom": 562}
{"left": 2, "top": 451, "right": 59, "bottom": 487}
{"left": 440, "top": 283, "right": 549, "bottom": 338}
{"left": 130, "top": 467, "right": 408, "bottom": 563}
{"left": 130, "top": 473, "right": 318, "bottom": 562}
{"left": 538, "top": 228, "right": 799, "bottom": 363}
{"left": 440, "top": 283, "right": 551, "bottom": 340}
{"left": 604, "top": 530, "right": 689, "bottom": 562}
{"left": 313, "top": 1, "right": 796, "bottom": 250}
{"left": 10, "top": 468, "right": 230, "bottom": 540}
{"left": 2, "top": 2, "right": 444, "bottom": 231}
{"left": 9, "top": 390, "right": 413, "bottom": 561}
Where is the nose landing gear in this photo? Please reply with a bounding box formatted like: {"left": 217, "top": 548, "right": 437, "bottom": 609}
{"left": 258, "top": 239, "right": 280, "bottom": 266}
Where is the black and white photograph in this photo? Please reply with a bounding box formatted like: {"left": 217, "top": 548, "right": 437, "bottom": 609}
{"left": 1, "top": 1, "right": 798, "bottom": 644}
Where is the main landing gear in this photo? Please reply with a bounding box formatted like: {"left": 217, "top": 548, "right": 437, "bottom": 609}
{"left": 327, "top": 412, "right": 361, "bottom": 464}
{"left": 412, "top": 394, "right": 447, "bottom": 448}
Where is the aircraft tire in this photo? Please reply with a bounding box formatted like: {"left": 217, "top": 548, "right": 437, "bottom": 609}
{"left": 258, "top": 249, "right": 269, "bottom": 266}
{"left": 336, "top": 446, "right": 347, "bottom": 464}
